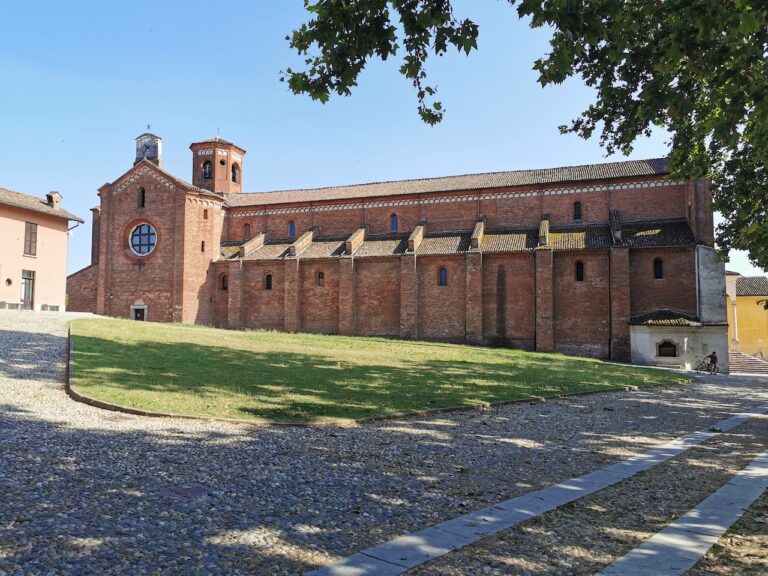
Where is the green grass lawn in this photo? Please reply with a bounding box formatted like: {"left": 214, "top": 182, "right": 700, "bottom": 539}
{"left": 70, "top": 319, "right": 691, "bottom": 423}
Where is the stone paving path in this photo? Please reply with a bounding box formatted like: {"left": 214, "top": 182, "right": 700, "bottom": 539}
{"left": 307, "top": 406, "right": 768, "bottom": 575}
{"left": 599, "top": 450, "right": 768, "bottom": 576}
{"left": 1, "top": 311, "right": 768, "bottom": 575}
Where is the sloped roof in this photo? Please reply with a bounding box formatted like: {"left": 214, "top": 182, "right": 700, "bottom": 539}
{"left": 241, "top": 241, "right": 292, "bottom": 261}
{"left": 549, "top": 225, "right": 614, "bottom": 251}
{"left": 726, "top": 270, "right": 742, "bottom": 276}
{"left": 349, "top": 235, "right": 408, "bottom": 258}
{"left": 736, "top": 276, "right": 768, "bottom": 296}
{"left": 480, "top": 230, "right": 538, "bottom": 253}
{"left": 620, "top": 219, "right": 695, "bottom": 248}
{"left": 226, "top": 157, "right": 669, "bottom": 208}
{"left": 416, "top": 232, "right": 472, "bottom": 255}
{"left": 293, "top": 238, "right": 346, "bottom": 259}
{"left": 0, "top": 187, "right": 84, "bottom": 222}
{"left": 630, "top": 309, "right": 726, "bottom": 327}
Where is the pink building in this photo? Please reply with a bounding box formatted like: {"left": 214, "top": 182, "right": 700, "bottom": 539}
{"left": 0, "top": 187, "right": 83, "bottom": 311}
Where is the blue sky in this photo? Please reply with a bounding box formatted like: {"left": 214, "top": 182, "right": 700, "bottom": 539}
{"left": 1, "top": 0, "right": 763, "bottom": 276}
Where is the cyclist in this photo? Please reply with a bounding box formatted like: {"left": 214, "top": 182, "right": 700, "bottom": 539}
{"left": 704, "top": 351, "right": 719, "bottom": 374}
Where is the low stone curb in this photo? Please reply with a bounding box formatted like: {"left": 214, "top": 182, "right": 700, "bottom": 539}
{"left": 65, "top": 328, "right": 693, "bottom": 429}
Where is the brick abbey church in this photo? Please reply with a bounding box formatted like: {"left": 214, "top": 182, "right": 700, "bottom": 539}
{"left": 67, "top": 133, "right": 729, "bottom": 369}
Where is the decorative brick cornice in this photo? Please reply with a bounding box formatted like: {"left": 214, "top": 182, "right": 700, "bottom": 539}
{"left": 115, "top": 165, "right": 176, "bottom": 194}
{"left": 229, "top": 179, "right": 683, "bottom": 218}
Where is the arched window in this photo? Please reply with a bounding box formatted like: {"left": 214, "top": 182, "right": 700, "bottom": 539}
{"left": 203, "top": 209, "right": 208, "bottom": 220}
{"left": 243, "top": 223, "right": 251, "bottom": 239}
{"left": 201, "top": 241, "right": 205, "bottom": 252}
{"left": 288, "top": 221, "right": 296, "bottom": 239}
{"left": 221, "top": 274, "right": 228, "bottom": 290}
{"left": 316, "top": 271, "right": 325, "bottom": 287}
{"left": 573, "top": 201, "right": 582, "bottom": 221}
{"left": 657, "top": 340, "right": 677, "bottom": 357}
{"left": 438, "top": 267, "right": 448, "bottom": 287}
{"left": 390, "top": 213, "right": 398, "bottom": 233}
{"left": 231, "top": 163, "right": 240, "bottom": 183}
{"left": 654, "top": 258, "right": 664, "bottom": 280}
{"left": 202, "top": 161, "right": 212, "bottom": 180}
{"left": 575, "top": 261, "right": 585, "bottom": 282}
{"left": 138, "top": 187, "right": 146, "bottom": 209}
{"left": 264, "top": 273, "right": 273, "bottom": 290}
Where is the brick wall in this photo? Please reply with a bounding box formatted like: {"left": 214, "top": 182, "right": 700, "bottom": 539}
{"left": 299, "top": 260, "right": 339, "bottom": 334}
{"left": 66, "top": 264, "right": 98, "bottom": 312}
{"left": 553, "top": 251, "right": 610, "bottom": 358}
{"left": 630, "top": 247, "right": 697, "bottom": 317}
{"left": 481, "top": 254, "right": 536, "bottom": 349}
{"left": 355, "top": 259, "right": 401, "bottom": 336}
{"left": 98, "top": 171, "right": 183, "bottom": 322}
{"left": 417, "top": 256, "right": 466, "bottom": 341}
{"left": 240, "top": 263, "right": 285, "bottom": 330}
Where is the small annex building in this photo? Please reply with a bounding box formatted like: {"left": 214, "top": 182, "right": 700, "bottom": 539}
{"left": 726, "top": 273, "right": 768, "bottom": 360}
{"left": 1, "top": 187, "right": 84, "bottom": 311}
{"left": 67, "top": 133, "right": 729, "bottom": 370}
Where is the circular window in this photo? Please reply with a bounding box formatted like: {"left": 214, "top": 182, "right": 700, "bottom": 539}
{"left": 129, "top": 223, "right": 157, "bottom": 256}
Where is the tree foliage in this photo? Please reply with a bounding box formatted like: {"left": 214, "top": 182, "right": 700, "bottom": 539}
{"left": 283, "top": 1, "right": 768, "bottom": 270}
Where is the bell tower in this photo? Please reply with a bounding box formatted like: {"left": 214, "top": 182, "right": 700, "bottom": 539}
{"left": 189, "top": 137, "right": 246, "bottom": 194}
{"left": 134, "top": 132, "right": 163, "bottom": 167}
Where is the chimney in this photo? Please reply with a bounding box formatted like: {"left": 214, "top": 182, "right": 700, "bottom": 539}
{"left": 46, "top": 191, "right": 62, "bottom": 209}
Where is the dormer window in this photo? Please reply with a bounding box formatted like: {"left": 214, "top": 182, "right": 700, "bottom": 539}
{"left": 202, "top": 161, "right": 212, "bottom": 180}
{"left": 231, "top": 163, "right": 240, "bottom": 183}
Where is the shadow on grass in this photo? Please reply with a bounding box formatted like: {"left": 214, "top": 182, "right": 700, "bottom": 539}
{"left": 70, "top": 332, "right": 685, "bottom": 423}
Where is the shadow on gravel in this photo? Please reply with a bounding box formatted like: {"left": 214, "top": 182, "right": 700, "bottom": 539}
{"left": 0, "top": 329, "right": 68, "bottom": 382}
{"left": 1, "top": 374, "right": 767, "bottom": 574}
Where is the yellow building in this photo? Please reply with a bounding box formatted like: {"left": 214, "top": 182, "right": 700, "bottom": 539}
{"left": 726, "top": 273, "right": 768, "bottom": 359}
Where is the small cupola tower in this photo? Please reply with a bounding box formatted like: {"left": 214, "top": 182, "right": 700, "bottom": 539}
{"left": 134, "top": 132, "right": 163, "bottom": 167}
{"left": 189, "top": 137, "right": 246, "bottom": 194}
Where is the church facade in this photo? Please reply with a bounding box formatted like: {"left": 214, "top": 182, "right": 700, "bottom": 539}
{"left": 67, "top": 133, "right": 729, "bottom": 369}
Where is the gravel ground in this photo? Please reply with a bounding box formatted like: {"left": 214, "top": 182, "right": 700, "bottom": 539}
{"left": 406, "top": 415, "right": 768, "bottom": 575}
{"left": 1, "top": 311, "right": 767, "bottom": 575}
{"left": 689, "top": 483, "right": 768, "bottom": 575}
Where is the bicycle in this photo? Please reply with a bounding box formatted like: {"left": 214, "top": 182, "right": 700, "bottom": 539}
{"left": 695, "top": 359, "right": 718, "bottom": 374}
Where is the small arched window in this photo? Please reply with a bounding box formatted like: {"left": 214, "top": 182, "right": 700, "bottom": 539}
{"left": 390, "top": 213, "right": 398, "bottom": 233}
{"left": 438, "top": 267, "right": 448, "bottom": 287}
{"left": 654, "top": 258, "right": 664, "bottom": 280}
{"left": 202, "top": 161, "right": 212, "bottom": 180}
{"left": 243, "top": 223, "right": 251, "bottom": 239}
{"left": 138, "top": 187, "right": 146, "bottom": 209}
{"left": 201, "top": 241, "right": 205, "bottom": 252}
{"left": 231, "top": 163, "right": 240, "bottom": 183}
{"left": 288, "top": 221, "right": 296, "bottom": 239}
{"left": 316, "top": 271, "right": 325, "bottom": 287}
{"left": 575, "top": 261, "right": 585, "bottom": 282}
{"left": 221, "top": 274, "right": 228, "bottom": 290}
{"left": 573, "top": 201, "right": 582, "bottom": 221}
{"left": 658, "top": 340, "right": 677, "bottom": 357}
{"left": 264, "top": 273, "right": 273, "bottom": 290}
{"left": 203, "top": 209, "right": 208, "bottom": 220}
